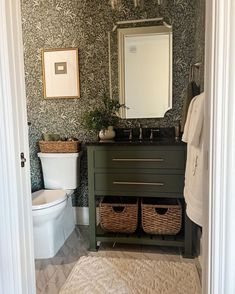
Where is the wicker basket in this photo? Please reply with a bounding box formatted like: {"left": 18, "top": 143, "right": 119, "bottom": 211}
{"left": 39, "top": 140, "right": 80, "bottom": 153}
{"left": 100, "top": 197, "right": 138, "bottom": 233}
{"left": 141, "top": 198, "right": 182, "bottom": 235}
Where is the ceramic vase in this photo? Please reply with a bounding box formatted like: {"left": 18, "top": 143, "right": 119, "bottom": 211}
{"left": 99, "top": 126, "right": 116, "bottom": 141}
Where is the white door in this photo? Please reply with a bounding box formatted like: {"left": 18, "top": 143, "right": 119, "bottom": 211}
{"left": 0, "top": 0, "right": 35, "bottom": 293}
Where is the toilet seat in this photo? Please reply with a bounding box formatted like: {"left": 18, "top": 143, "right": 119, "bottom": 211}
{"left": 32, "top": 190, "right": 68, "bottom": 211}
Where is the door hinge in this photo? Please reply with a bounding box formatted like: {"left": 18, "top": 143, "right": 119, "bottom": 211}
{"left": 20, "top": 152, "right": 26, "bottom": 167}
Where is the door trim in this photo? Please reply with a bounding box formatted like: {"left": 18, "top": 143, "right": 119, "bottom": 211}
{"left": 204, "top": 0, "right": 235, "bottom": 293}
{"left": 1, "top": 0, "right": 235, "bottom": 293}
{"left": 0, "top": 0, "right": 35, "bottom": 293}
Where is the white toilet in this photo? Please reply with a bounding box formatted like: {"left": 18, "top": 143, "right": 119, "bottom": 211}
{"left": 32, "top": 152, "right": 82, "bottom": 259}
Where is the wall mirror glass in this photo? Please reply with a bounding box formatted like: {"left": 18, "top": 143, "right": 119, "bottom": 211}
{"left": 109, "top": 25, "right": 172, "bottom": 119}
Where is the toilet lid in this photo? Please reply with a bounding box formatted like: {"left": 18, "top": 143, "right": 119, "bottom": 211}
{"left": 32, "top": 190, "right": 67, "bottom": 210}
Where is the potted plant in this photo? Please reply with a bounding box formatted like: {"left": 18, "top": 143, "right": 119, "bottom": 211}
{"left": 82, "top": 96, "right": 124, "bottom": 140}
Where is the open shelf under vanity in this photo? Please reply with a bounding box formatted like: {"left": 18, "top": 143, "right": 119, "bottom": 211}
{"left": 96, "top": 225, "right": 185, "bottom": 248}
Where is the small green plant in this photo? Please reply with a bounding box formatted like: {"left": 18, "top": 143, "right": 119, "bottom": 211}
{"left": 82, "top": 96, "right": 124, "bottom": 131}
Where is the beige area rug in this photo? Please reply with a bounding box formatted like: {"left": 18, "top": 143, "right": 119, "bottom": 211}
{"left": 59, "top": 256, "right": 201, "bottom": 294}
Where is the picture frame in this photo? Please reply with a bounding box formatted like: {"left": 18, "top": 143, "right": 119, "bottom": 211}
{"left": 42, "top": 48, "right": 80, "bottom": 99}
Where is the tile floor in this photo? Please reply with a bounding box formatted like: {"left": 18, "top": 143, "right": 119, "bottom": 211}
{"left": 35, "top": 226, "right": 201, "bottom": 294}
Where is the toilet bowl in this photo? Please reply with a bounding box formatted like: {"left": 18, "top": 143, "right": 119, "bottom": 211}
{"left": 32, "top": 189, "right": 69, "bottom": 224}
{"left": 32, "top": 190, "right": 71, "bottom": 259}
{"left": 32, "top": 152, "right": 82, "bottom": 259}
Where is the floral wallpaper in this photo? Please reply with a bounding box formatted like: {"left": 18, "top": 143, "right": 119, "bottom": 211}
{"left": 21, "top": 0, "right": 205, "bottom": 207}
{"left": 194, "top": 0, "right": 205, "bottom": 89}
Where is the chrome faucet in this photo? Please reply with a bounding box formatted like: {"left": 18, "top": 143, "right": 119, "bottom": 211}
{"left": 139, "top": 123, "right": 143, "bottom": 140}
{"left": 150, "top": 128, "right": 160, "bottom": 141}
{"left": 124, "top": 129, "right": 133, "bottom": 141}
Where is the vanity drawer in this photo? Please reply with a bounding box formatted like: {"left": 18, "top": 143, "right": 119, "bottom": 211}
{"left": 95, "top": 173, "right": 184, "bottom": 194}
{"left": 94, "top": 150, "right": 185, "bottom": 169}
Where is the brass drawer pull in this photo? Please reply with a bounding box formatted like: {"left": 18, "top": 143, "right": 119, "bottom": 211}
{"left": 113, "top": 181, "right": 164, "bottom": 186}
{"left": 112, "top": 158, "right": 164, "bottom": 162}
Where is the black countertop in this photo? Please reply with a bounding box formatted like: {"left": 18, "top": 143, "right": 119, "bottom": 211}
{"left": 85, "top": 127, "right": 186, "bottom": 147}
{"left": 86, "top": 138, "right": 186, "bottom": 146}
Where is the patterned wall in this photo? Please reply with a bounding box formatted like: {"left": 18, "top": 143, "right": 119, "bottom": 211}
{"left": 21, "top": 0, "right": 205, "bottom": 207}
{"left": 194, "top": 0, "right": 205, "bottom": 89}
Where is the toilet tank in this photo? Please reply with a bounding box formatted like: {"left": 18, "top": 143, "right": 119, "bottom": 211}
{"left": 38, "top": 152, "right": 82, "bottom": 189}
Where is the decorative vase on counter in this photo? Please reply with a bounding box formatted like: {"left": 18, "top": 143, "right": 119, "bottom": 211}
{"left": 99, "top": 126, "right": 116, "bottom": 141}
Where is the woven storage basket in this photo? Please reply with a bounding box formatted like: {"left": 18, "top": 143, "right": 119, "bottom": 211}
{"left": 141, "top": 198, "right": 182, "bottom": 235}
{"left": 39, "top": 141, "right": 80, "bottom": 153}
{"left": 100, "top": 197, "right": 138, "bottom": 233}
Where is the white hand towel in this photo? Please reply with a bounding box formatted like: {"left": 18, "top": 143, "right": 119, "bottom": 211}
{"left": 182, "top": 96, "right": 197, "bottom": 143}
{"left": 182, "top": 93, "right": 204, "bottom": 147}
{"left": 182, "top": 92, "right": 205, "bottom": 227}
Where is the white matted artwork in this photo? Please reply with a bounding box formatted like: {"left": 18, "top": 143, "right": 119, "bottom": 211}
{"left": 42, "top": 48, "right": 80, "bottom": 99}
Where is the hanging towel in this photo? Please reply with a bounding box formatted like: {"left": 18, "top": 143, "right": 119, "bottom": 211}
{"left": 182, "top": 92, "right": 204, "bottom": 227}
{"left": 181, "top": 81, "right": 201, "bottom": 132}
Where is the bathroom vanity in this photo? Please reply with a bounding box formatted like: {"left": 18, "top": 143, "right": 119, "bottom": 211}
{"left": 87, "top": 136, "right": 195, "bottom": 258}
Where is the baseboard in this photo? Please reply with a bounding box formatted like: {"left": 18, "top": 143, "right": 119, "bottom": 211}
{"left": 73, "top": 207, "right": 89, "bottom": 225}
{"left": 73, "top": 207, "right": 100, "bottom": 226}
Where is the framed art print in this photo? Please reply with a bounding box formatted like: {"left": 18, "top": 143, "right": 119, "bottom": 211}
{"left": 42, "top": 48, "right": 80, "bottom": 99}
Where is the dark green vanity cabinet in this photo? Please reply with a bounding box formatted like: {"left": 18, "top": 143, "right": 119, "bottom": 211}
{"left": 87, "top": 142, "right": 194, "bottom": 258}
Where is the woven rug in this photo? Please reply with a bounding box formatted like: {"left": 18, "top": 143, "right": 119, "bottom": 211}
{"left": 59, "top": 256, "right": 201, "bottom": 294}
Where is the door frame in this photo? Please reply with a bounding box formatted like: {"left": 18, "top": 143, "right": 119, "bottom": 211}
{"left": 0, "top": 0, "right": 35, "bottom": 293}
{"left": 204, "top": 0, "right": 235, "bottom": 293}
{"left": 0, "top": 0, "right": 235, "bottom": 293}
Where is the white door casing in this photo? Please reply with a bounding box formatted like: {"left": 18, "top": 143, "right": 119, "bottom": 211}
{"left": 0, "top": 0, "right": 35, "bottom": 294}
{"left": 0, "top": 0, "right": 235, "bottom": 293}
{"left": 204, "top": 0, "right": 235, "bottom": 293}
{"left": 202, "top": 0, "right": 214, "bottom": 292}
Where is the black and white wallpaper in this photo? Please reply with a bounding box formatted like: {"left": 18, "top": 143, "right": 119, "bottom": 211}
{"left": 21, "top": 0, "right": 205, "bottom": 207}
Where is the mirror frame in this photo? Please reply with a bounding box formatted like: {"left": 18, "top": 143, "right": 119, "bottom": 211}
{"left": 118, "top": 26, "right": 173, "bottom": 119}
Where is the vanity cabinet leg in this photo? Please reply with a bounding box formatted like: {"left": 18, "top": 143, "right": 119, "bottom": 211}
{"left": 88, "top": 196, "right": 97, "bottom": 251}
{"left": 88, "top": 147, "right": 97, "bottom": 251}
{"left": 183, "top": 214, "right": 194, "bottom": 258}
